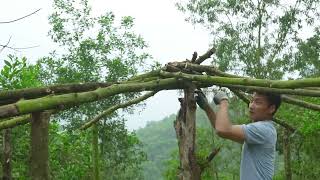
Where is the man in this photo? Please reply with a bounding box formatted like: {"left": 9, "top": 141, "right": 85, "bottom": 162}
{"left": 195, "top": 90, "right": 281, "bottom": 180}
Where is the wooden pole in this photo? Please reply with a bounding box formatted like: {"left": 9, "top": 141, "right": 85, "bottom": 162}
{"left": 174, "top": 86, "right": 201, "bottom": 179}
{"left": 92, "top": 123, "right": 100, "bottom": 180}
{"left": 30, "top": 111, "right": 50, "bottom": 180}
{"left": 2, "top": 129, "right": 12, "bottom": 180}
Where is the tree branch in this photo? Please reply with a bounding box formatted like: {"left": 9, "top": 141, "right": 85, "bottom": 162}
{"left": 160, "top": 71, "right": 320, "bottom": 89}
{"left": 0, "top": 78, "right": 188, "bottom": 118}
{"left": 166, "top": 61, "right": 239, "bottom": 77}
{"left": 273, "top": 118, "right": 296, "bottom": 133}
{"left": 200, "top": 147, "right": 221, "bottom": 172}
{"left": 282, "top": 95, "right": 320, "bottom": 111}
{"left": 224, "top": 84, "right": 320, "bottom": 97}
{"left": 0, "top": 110, "right": 57, "bottom": 130}
{"left": 0, "top": 36, "right": 12, "bottom": 53}
{"left": 0, "top": 8, "right": 41, "bottom": 24}
{"left": 79, "top": 91, "right": 157, "bottom": 130}
{"left": 167, "top": 62, "right": 320, "bottom": 110}
{"left": 127, "top": 70, "right": 161, "bottom": 82}
{"left": 0, "top": 82, "right": 115, "bottom": 105}
{"left": 0, "top": 115, "right": 30, "bottom": 129}
{"left": 191, "top": 52, "right": 198, "bottom": 63}
{"left": 0, "top": 44, "right": 40, "bottom": 52}
{"left": 195, "top": 47, "right": 216, "bottom": 64}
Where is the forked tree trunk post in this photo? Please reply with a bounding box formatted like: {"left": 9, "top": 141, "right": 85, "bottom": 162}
{"left": 174, "top": 86, "right": 201, "bottom": 179}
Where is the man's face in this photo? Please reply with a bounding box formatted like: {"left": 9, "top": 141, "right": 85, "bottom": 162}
{"left": 248, "top": 93, "right": 275, "bottom": 122}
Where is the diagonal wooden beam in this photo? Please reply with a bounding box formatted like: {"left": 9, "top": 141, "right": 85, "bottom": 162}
{"left": 281, "top": 95, "right": 320, "bottom": 111}
{"left": 79, "top": 91, "right": 157, "bottom": 130}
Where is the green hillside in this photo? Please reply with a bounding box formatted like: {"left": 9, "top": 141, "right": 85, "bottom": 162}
{"left": 136, "top": 114, "right": 177, "bottom": 179}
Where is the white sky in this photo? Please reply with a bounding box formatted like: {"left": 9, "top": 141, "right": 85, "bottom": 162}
{"left": 0, "top": 0, "right": 211, "bottom": 130}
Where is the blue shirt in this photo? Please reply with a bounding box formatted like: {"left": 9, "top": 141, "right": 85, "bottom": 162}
{"left": 240, "top": 120, "right": 277, "bottom": 180}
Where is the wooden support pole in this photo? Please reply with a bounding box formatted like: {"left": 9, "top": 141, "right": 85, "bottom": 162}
{"left": 174, "top": 86, "right": 201, "bottom": 179}
{"left": 283, "top": 129, "right": 292, "bottom": 180}
{"left": 2, "top": 129, "right": 12, "bottom": 180}
{"left": 92, "top": 123, "right": 100, "bottom": 180}
{"left": 30, "top": 111, "right": 50, "bottom": 180}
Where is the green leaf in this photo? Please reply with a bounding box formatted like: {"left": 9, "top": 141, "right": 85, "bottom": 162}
{"left": 4, "top": 60, "right": 11, "bottom": 67}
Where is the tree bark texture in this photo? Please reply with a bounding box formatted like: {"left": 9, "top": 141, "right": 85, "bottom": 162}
{"left": 174, "top": 86, "right": 201, "bottom": 180}
{"left": 30, "top": 112, "right": 50, "bottom": 180}
{"left": 2, "top": 129, "right": 12, "bottom": 180}
{"left": 283, "top": 129, "right": 292, "bottom": 180}
{"left": 0, "top": 115, "right": 30, "bottom": 130}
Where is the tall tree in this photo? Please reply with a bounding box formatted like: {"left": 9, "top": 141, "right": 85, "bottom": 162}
{"left": 37, "top": 0, "right": 150, "bottom": 178}
{"left": 176, "top": 0, "right": 320, "bottom": 79}
{"left": 38, "top": 0, "right": 151, "bottom": 129}
{"left": 292, "top": 29, "right": 320, "bottom": 77}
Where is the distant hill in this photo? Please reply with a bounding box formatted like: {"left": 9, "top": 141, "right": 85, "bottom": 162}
{"left": 136, "top": 114, "right": 177, "bottom": 180}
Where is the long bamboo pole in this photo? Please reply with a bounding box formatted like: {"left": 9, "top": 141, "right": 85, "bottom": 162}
{"left": 160, "top": 71, "right": 320, "bottom": 89}
{"left": 79, "top": 91, "right": 157, "bottom": 130}
{"left": 0, "top": 78, "right": 184, "bottom": 118}
{"left": 0, "top": 82, "right": 113, "bottom": 104}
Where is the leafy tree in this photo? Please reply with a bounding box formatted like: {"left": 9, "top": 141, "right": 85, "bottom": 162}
{"left": 0, "top": 55, "right": 42, "bottom": 179}
{"left": 49, "top": 123, "right": 93, "bottom": 179}
{"left": 292, "top": 29, "right": 320, "bottom": 77}
{"left": 176, "top": 0, "right": 320, "bottom": 79}
{"left": 37, "top": 0, "right": 151, "bottom": 129}
{"left": 36, "top": 0, "right": 150, "bottom": 178}
{"left": 40, "top": 0, "right": 149, "bottom": 84}
{"left": 136, "top": 114, "right": 178, "bottom": 179}
{"left": 0, "top": 55, "right": 41, "bottom": 90}
{"left": 100, "top": 118, "right": 146, "bottom": 180}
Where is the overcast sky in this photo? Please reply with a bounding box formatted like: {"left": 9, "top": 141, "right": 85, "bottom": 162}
{"left": 0, "top": 0, "right": 211, "bottom": 130}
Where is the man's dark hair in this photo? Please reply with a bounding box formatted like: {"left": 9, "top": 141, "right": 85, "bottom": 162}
{"left": 255, "top": 91, "right": 282, "bottom": 115}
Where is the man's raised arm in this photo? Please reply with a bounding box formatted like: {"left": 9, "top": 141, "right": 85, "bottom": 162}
{"left": 214, "top": 92, "right": 245, "bottom": 144}
{"left": 195, "top": 90, "right": 245, "bottom": 144}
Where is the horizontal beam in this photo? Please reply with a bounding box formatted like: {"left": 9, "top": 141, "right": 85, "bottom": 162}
{"left": 160, "top": 71, "right": 320, "bottom": 89}
{"left": 0, "top": 82, "right": 114, "bottom": 105}
{"left": 0, "top": 78, "right": 188, "bottom": 118}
